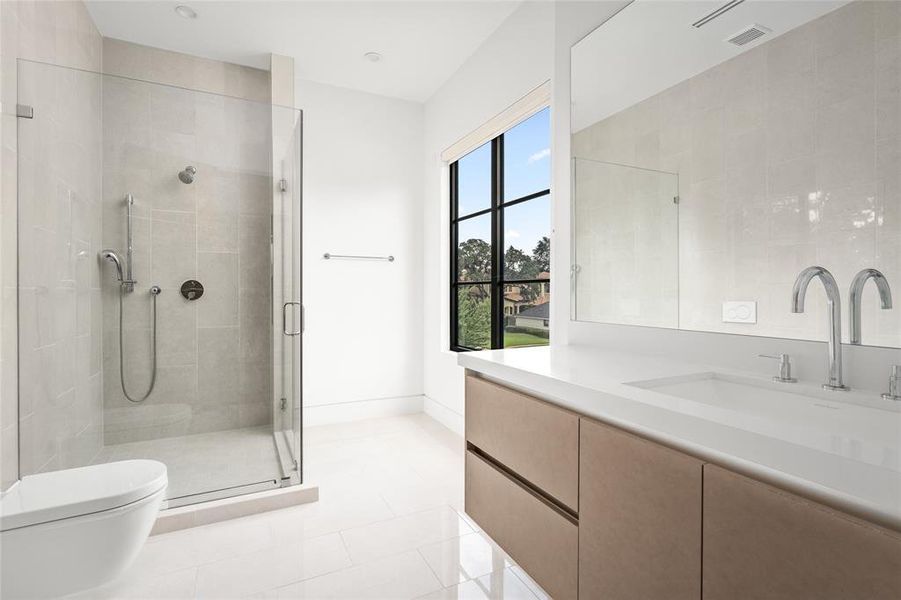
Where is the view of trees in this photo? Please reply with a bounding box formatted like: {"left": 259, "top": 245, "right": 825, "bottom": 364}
{"left": 457, "top": 238, "right": 491, "bottom": 281}
{"left": 456, "top": 236, "right": 550, "bottom": 349}
{"left": 457, "top": 285, "right": 491, "bottom": 349}
{"left": 458, "top": 235, "right": 550, "bottom": 282}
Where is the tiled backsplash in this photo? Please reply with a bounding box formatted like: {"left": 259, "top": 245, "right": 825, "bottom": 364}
{"left": 100, "top": 40, "right": 273, "bottom": 443}
{"left": 572, "top": 0, "right": 900, "bottom": 348}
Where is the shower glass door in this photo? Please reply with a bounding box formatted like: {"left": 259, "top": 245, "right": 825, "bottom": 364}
{"left": 16, "top": 58, "right": 303, "bottom": 507}
{"left": 272, "top": 106, "right": 303, "bottom": 485}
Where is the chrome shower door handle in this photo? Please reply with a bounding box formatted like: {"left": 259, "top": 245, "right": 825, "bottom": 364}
{"left": 282, "top": 301, "right": 302, "bottom": 336}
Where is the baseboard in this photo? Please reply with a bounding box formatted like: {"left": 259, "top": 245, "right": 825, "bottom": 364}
{"left": 303, "top": 395, "right": 425, "bottom": 427}
{"left": 423, "top": 396, "right": 464, "bottom": 436}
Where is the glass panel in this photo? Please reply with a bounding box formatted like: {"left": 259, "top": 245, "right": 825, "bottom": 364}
{"left": 456, "top": 213, "right": 492, "bottom": 281}
{"left": 503, "top": 107, "right": 550, "bottom": 202}
{"left": 272, "top": 104, "right": 303, "bottom": 485}
{"left": 16, "top": 60, "right": 103, "bottom": 480}
{"left": 16, "top": 59, "right": 303, "bottom": 507}
{"left": 456, "top": 284, "right": 491, "bottom": 349}
{"left": 503, "top": 194, "right": 550, "bottom": 280}
{"left": 572, "top": 158, "right": 679, "bottom": 329}
{"left": 457, "top": 142, "right": 491, "bottom": 217}
{"left": 503, "top": 282, "right": 550, "bottom": 348}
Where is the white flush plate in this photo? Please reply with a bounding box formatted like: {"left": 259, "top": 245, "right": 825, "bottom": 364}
{"left": 722, "top": 301, "right": 757, "bottom": 324}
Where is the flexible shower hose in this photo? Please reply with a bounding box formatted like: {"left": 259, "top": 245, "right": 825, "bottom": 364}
{"left": 119, "top": 284, "right": 161, "bottom": 402}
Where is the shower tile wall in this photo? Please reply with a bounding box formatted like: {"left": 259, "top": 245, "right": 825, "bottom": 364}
{"left": 572, "top": 0, "right": 901, "bottom": 347}
{"left": 101, "top": 40, "right": 273, "bottom": 444}
{"left": 1, "top": 0, "right": 104, "bottom": 479}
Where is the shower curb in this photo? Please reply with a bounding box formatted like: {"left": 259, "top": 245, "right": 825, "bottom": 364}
{"left": 150, "top": 484, "right": 319, "bottom": 535}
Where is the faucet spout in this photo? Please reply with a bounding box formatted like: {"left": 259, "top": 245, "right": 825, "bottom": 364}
{"left": 849, "top": 268, "right": 893, "bottom": 345}
{"left": 791, "top": 266, "right": 848, "bottom": 391}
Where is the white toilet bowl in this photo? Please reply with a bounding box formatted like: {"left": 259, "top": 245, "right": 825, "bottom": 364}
{"left": 0, "top": 460, "right": 167, "bottom": 599}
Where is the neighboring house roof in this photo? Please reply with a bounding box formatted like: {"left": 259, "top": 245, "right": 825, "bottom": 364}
{"left": 538, "top": 272, "right": 550, "bottom": 279}
{"left": 517, "top": 303, "right": 550, "bottom": 319}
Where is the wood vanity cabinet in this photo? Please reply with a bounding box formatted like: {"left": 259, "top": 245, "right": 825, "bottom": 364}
{"left": 703, "top": 464, "right": 901, "bottom": 600}
{"left": 578, "top": 418, "right": 703, "bottom": 600}
{"left": 464, "top": 373, "right": 901, "bottom": 600}
{"left": 464, "top": 374, "right": 580, "bottom": 600}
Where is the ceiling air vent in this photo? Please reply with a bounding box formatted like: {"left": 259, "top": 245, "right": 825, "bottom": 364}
{"left": 725, "top": 24, "right": 771, "bottom": 46}
{"left": 692, "top": 0, "right": 745, "bottom": 28}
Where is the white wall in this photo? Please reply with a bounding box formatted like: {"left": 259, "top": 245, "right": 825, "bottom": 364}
{"left": 298, "top": 79, "right": 425, "bottom": 425}
{"left": 421, "top": 2, "right": 559, "bottom": 434}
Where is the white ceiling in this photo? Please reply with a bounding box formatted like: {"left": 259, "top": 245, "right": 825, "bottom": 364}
{"left": 572, "top": 0, "right": 852, "bottom": 132}
{"left": 85, "top": 0, "right": 521, "bottom": 103}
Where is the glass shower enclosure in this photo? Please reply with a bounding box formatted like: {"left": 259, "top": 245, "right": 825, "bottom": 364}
{"left": 15, "top": 58, "right": 302, "bottom": 507}
{"left": 571, "top": 157, "right": 679, "bottom": 329}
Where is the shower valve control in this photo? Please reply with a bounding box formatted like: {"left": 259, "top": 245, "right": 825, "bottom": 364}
{"left": 180, "top": 280, "right": 204, "bottom": 301}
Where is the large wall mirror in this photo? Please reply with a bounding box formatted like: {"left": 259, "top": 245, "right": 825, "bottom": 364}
{"left": 571, "top": 0, "right": 900, "bottom": 349}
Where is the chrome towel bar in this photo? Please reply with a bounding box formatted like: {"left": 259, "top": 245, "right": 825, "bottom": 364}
{"left": 323, "top": 253, "right": 394, "bottom": 262}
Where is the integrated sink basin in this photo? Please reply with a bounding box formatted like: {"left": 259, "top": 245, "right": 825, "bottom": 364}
{"left": 627, "top": 372, "right": 901, "bottom": 469}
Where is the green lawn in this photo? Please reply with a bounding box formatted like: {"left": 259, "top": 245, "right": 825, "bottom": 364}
{"left": 503, "top": 332, "right": 549, "bottom": 348}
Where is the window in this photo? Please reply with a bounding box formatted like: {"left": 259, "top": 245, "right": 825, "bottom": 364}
{"left": 450, "top": 107, "right": 551, "bottom": 351}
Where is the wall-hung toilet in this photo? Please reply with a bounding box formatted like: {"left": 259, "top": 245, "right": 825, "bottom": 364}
{"left": 0, "top": 460, "right": 167, "bottom": 599}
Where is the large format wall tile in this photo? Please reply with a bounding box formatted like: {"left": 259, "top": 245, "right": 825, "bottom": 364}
{"left": 100, "top": 41, "right": 272, "bottom": 443}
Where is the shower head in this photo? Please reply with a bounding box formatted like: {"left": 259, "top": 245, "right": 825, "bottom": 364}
{"left": 178, "top": 166, "right": 196, "bottom": 184}
{"left": 99, "top": 249, "right": 124, "bottom": 282}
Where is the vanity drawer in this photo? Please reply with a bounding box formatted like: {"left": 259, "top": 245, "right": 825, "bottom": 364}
{"left": 465, "top": 450, "right": 578, "bottom": 600}
{"left": 465, "top": 374, "right": 579, "bottom": 510}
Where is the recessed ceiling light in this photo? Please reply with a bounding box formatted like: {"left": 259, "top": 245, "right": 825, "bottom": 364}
{"left": 364, "top": 52, "right": 382, "bottom": 63}
{"left": 175, "top": 5, "right": 197, "bottom": 19}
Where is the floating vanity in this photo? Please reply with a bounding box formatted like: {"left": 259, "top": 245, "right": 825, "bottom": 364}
{"left": 459, "top": 345, "right": 901, "bottom": 600}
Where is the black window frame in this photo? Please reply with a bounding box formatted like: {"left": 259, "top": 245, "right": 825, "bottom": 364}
{"left": 450, "top": 111, "right": 551, "bottom": 352}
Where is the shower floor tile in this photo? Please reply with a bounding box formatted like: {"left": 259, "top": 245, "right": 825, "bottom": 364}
{"left": 94, "top": 425, "right": 285, "bottom": 500}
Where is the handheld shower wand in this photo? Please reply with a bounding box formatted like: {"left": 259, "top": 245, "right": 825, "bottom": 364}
{"left": 99, "top": 249, "right": 124, "bottom": 282}
{"left": 98, "top": 193, "right": 161, "bottom": 403}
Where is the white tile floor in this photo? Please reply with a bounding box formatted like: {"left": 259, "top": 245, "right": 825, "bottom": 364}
{"left": 69, "top": 414, "right": 549, "bottom": 600}
{"left": 93, "top": 426, "right": 285, "bottom": 500}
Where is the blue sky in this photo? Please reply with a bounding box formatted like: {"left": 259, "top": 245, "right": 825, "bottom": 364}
{"left": 456, "top": 108, "right": 550, "bottom": 256}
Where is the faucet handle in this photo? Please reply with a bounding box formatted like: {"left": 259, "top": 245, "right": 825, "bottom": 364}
{"left": 758, "top": 353, "right": 797, "bottom": 383}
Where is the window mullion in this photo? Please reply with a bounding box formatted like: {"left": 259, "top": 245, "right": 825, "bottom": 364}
{"left": 491, "top": 136, "right": 504, "bottom": 350}
{"left": 449, "top": 161, "right": 459, "bottom": 350}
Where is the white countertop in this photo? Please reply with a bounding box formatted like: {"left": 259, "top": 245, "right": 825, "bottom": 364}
{"left": 458, "top": 345, "right": 901, "bottom": 531}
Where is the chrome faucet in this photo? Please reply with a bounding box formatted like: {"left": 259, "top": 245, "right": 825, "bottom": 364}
{"left": 791, "top": 266, "right": 848, "bottom": 391}
{"left": 849, "top": 268, "right": 892, "bottom": 345}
